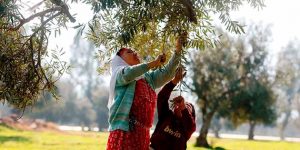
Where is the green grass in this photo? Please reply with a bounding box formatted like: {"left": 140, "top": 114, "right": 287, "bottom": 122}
{"left": 187, "top": 137, "right": 300, "bottom": 150}
{"left": 0, "top": 124, "right": 299, "bottom": 150}
{"left": 0, "top": 124, "right": 107, "bottom": 150}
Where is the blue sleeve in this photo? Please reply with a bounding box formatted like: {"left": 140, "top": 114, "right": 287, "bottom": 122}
{"left": 149, "top": 53, "right": 180, "bottom": 89}
{"left": 116, "top": 63, "right": 149, "bottom": 86}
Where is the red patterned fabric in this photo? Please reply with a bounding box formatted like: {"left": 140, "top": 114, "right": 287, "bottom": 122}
{"left": 107, "top": 79, "right": 157, "bottom": 150}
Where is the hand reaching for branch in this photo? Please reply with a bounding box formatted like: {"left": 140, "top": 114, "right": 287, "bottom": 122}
{"left": 175, "top": 32, "right": 188, "bottom": 54}
{"left": 147, "top": 53, "right": 166, "bottom": 69}
{"left": 172, "top": 67, "right": 186, "bottom": 85}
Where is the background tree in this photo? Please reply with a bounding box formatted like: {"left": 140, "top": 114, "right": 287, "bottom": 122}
{"left": 68, "top": 34, "right": 109, "bottom": 130}
{"left": 210, "top": 115, "right": 222, "bottom": 138}
{"left": 189, "top": 24, "right": 274, "bottom": 147}
{"left": 0, "top": 103, "right": 12, "bottom": 118}
{"left": 223, "top": 24, "right": 276, "bottom": 140}
{"left": 189, "top": 30, "right": 240, "bottom": 147}
{"left": 296, "top": 92, "right": 300, "bottom": 130}
{"left": 230, "top": 78, "right": 276, "bottom": 140}
{"left": 24, "top": 79, "right": 109, "bottom": 131}
{"left": 25, "top": 81, "right": 80, "bottom": 125}
{"left": 92, "top": 86, "right": 109, "bottom": 131}
{"left": 274, "top": 40, "right": 300, "bottom": 140}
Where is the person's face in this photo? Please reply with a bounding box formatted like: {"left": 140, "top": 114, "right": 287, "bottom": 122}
{"left": 172, "top": 96, "right": 185, "bottom": 118}
{"left": 120, "top": 49, "right": 140, "bottom": 65}
{"left": 174, "top": 105, "right": 182, "bottom": 118}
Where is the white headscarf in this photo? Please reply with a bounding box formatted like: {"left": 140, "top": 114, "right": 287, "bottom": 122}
{"left": 107, "top": 55, "right": 129, "bottom": 108}
{"left": 107, "top": 54, "right": 145, "bottom": 109}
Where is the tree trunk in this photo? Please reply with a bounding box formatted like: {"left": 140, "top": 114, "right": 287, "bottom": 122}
{"left": 81, "top": 123, "right": 85, "bottom": 131}
{"left": 88, "top": 126, "right": 92, "bottom": 131}
{"left": 195, "top": 112, "right": 214, "bottom": 148}
{"left": 98, "top": 124, "right": 102, "bottom": 132}
{"left": 212, "top": 118, "right": 221, "bottom": 138}
{"left": 279, "top": 110, "right": 291, "bottom": 140}
{"left": 214, "top": 128, "right": 220, "bottom": 138}
{"left": 248, "top": 120, "right": 256, "bottom": 140}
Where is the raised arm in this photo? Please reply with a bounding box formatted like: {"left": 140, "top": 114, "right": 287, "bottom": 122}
{"left": 157, "top": 68, "right": 186, "bottom": 120}
{"left": 149, "top": 52, "right": 180, "bottom": 89}
{"left": 150, "top": 33, "right": 188, "bottom": 89}
{"left": 117, "top": 55, "right": 166, "bottom": 85}
{"left": 116, "top": 63, "right": 149, "bottom": 85}
{"left": 157, "top": 81, "right": 176, "bottom": 120}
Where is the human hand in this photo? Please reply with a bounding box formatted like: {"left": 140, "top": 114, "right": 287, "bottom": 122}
{"left": 147, "top": 53, "right": 166, "bottom": 69}
{"left": 172, "top": 67, "right": 186, "bottom": 84}
{"left": 158, "top": 53, "right": 166, "bottom": 64}
{"left": 175, "top": 32, "right": 188, "bottom": 54}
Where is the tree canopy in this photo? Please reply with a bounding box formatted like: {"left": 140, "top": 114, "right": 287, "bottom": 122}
{"left": 85, "top": 0, "right": 265, "bottom": 60}
{"left": 275, "top": 40, "right": 300, "bottom": 140}
{"left": 1, "top": 0, "right": 265, "bottom": 110}
{"left": 1, "top": 0, "right": 73, "bottom": 110}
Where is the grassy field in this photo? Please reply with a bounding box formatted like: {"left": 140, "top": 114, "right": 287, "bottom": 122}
{"left": 1, "top": 124, "right": 300, "bottom": 150}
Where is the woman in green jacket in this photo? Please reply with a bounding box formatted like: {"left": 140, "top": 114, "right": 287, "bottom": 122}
{"left": 106, "top": 38, "right": 183, "bottom": 150}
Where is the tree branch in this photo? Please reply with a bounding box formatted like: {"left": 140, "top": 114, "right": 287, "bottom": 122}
{"left": 23, "top": 11, "right": 62, "bottom": 49}
{"left": 36, "top": 12, "right": 63, "bottom": 87}
{"left": 8, "top": 12, "right": 23, "bottom": 21}
{"left": 5, "top": 7, "right": 62, "bottom": 31}
{"left": 24, "top": 12, "right": 63, "bottom": 89}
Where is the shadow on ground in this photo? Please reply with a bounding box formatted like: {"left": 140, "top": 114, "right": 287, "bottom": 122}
{"left": 0, "top": 135, "right": 31, "bottom": 144}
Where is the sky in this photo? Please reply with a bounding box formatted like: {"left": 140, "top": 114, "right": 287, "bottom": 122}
{"left": 231, "top": 0, "right": 300, "bottom": 62}
{"left": 47, "top": 2, "right": 93, "bottom": 60}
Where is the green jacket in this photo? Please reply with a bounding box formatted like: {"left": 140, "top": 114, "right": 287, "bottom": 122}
{"left": 108, "top": 53, "right": 180, "bottom": 131}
